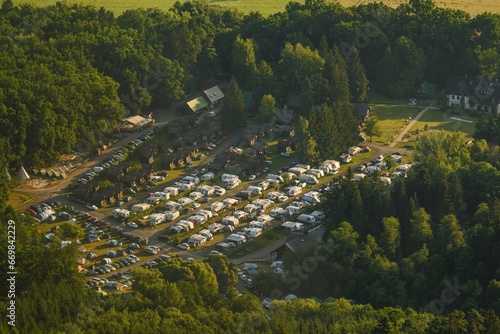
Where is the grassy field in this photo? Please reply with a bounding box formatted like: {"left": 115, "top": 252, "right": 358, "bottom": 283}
{"left": 12, "top": 0, "right": 499, "bottom": 16}
{"left": 366, "top": 104, "right": 418, "bottom": 145}
{"left": 394, "top": 109, "right": 476, "bottom": 149}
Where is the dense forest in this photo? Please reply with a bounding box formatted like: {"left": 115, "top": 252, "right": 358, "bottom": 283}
{"left": 1, "top": 0, "right": 500, "bottom": 332}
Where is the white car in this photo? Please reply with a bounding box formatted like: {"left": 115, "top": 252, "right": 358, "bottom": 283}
{"left": 248, "top": 174, "right": 256, "bottom": 180}
{"left": 86, "top": 204, "right": 98, "bottom": 211}
{"left": 178, "top": 243, "right": 190, "bottom": 250}
{"left": 280, "top": 152, "right": 291, "bottom": 157}
{"left": 207, "top": 111, "right": 217, "bottom": 117}
{"left": 210, "top": 250, "right": 223, "bottom": 255}
{"left": 205, "top": 142, "right": 216, "bottom": 148}
{"left": 127, "top": 222, "right": 138, "bottom": 229}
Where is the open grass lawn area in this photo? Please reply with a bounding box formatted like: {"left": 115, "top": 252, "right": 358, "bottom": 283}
{"left": 13, "top": 0, "right": 497, "bottom": 16}
{"left": 367, "top": 105, "right": 418, "bottom": 145}
{"left": 394, "top": 109, "right": 476, "bottom": 149}
{"left": 7, "top": 191, "right": 36, "bottom": 209}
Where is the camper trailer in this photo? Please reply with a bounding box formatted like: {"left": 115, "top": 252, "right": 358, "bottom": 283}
{"left": 298, "top": 174, "right": 318, "bottom": 185}
{"left": 132, "top": 203, "right": 152, "bottom": 212}
{"left": 166, "top": 211, "right": 180, "bottom": 221}
{"left": 152, "top": 192, "right": 169, "bottom": 201}
{"left": 163, "top": 187, "right": 179, "bottom": 196}
{"left": 146, "top": 197, "right": 161, "bottom": 205}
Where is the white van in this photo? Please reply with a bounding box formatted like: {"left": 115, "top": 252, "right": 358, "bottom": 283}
{"left": 166, "top": 211, "right": 180, "bottom": 221}
{"left": 146, "top": 197, "right": 161, "bottom": 205}
{"left": 266, "top": 174, "right": 284, "bottom": 183}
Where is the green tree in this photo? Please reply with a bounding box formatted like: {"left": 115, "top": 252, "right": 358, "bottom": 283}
{"left": 220, "top": 80, "right": 246, "bottom": 132}
{"left": 57, "top": 222, "right": 84, "bottom": 240}
{"left": 409, "top": 208, "right": 433, "bottom": 253}
{"left": 258, "top": 94, "right": 276, "bottom": 122}
{"left": 278, "top": 42, "right": 324, "bottom": 94}
{"left": 437, "top": 214, "right": 466, "bottom": 253}
{"left": 473, "top": 113, "right": 500, "bottom": 145}
{"left": 323, "top": 46, "right": 350, "bottom": 103}
{"left": 295, "top": 116, "right": 319, "bottom": 164}
{"left": 380, "top": 217, "right": 401, "bottom": 260}
{"left": 364, "top": 116, "right": 383, "bottom": 141}
{"left": 376, "top": 36, "right": 426, "bottom": 97}
{"left": 231, "top": 36, "right": 257, "bottom": 90}
{"left": 310, "top": 104, "right": 339, "bottom": 161}
{"left": 347, "top": 48, "right": 368, "bottom": 103}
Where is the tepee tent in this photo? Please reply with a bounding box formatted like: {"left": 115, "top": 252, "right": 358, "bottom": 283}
{"left": 17, "top": 165, "right": 30, "bottom": 180}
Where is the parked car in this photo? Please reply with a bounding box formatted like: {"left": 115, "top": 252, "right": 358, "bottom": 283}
{"left": 127, "top": 222, "right": 138, "bottom": 229}
{"left": 178, "top": 243, "right": 190, "bottom": 250}
{"left": 86, "top": 204, "right": 98, "bottom": 211}
{"left": 200, "top": 145, "right": 213, "bottom": 151}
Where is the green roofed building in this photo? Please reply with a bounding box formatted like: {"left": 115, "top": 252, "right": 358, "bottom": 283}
{"left": 187, "top": 96, "right": 210, "bottom": 112}
{"left": 180, "top": 85, "right": 225, "bottom": 114}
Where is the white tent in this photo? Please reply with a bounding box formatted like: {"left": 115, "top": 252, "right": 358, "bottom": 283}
{"left": 17, "top": 165, "right": 30, "bottom": 180}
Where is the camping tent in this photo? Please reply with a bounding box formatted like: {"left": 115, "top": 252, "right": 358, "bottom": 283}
{"left": 17, "top": 165, "right": 30, "bottom": 180}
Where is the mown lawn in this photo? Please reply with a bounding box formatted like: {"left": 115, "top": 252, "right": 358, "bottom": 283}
{"left": 366, "top": 105, "right": 418, "bottom": 145}
{"left": 394, "top": 109, "right": 476, "bottom": 149}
